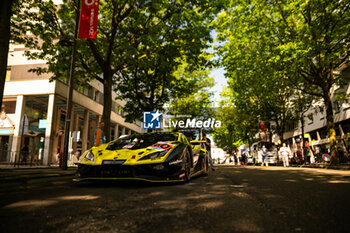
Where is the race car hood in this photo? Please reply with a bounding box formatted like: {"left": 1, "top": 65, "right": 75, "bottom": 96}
{"left": 79, "top": 141, "right": 179, "bottom": 165}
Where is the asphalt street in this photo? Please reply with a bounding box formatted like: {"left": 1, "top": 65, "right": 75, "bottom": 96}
{"left": 1, "top": 165, "right": 350, "bottom": 233}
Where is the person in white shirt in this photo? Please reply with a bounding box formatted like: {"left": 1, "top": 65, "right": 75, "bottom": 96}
{"left": 279, "top": 143, "right": 291, "bottom": 167}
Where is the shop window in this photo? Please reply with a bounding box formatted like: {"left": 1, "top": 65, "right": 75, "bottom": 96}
{"left": 2, "top": 98, "right": 16, "bottom": 114}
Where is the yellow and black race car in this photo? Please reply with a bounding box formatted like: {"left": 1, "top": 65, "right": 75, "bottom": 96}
{"left": 76, "top": 132, "right": 209, "bottom": 182}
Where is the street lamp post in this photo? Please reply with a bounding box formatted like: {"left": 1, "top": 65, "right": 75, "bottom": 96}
{"left": 61, "top": 1, "right": 80, "bottom": 170}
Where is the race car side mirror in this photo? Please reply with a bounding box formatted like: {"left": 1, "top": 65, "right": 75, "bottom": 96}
{"left": 190, "top": 140, "right": 206, "bottom": 144}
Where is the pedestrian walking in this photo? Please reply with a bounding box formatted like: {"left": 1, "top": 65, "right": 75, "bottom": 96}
{"left": 279, "top": 143, "right": 290, "bottom": 167}
{"left": 202, "top": 133, "right": 215, "bottom": 171}
{"left": 20, "top": 144, "right": 29, "bottom": 165}
{"left": 261, "top": 145, "right": 268, "bottom": 166}
{"left": 94, "top": 122, "right": 106, "bottom": 146}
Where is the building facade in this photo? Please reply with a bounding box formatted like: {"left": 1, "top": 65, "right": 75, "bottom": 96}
{"left": 283, "top": 65, "right": 350, "bottom": 157}
{"left": 1, "top": 43, "right": 143, "bottom": 166}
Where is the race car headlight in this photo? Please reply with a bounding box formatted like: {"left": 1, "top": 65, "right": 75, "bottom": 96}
{"left": 138, "top": 150, "right": 168, "bottom": 161}
{"left": 84, "top": 150, "right": 95, "bottom": 162}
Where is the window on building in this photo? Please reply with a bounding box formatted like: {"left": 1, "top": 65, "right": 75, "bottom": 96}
{"left": 334, "top": 101, "right": 341, "bottom": 113}
{"left": 2, "top": 98, "right": 17, "bottom": 114}
{"left": 342, "top": 99, "right": 350, "bottom": 110}
{"left": 117, "top": 106, "right": 122, "bottom": 115}
{"left": 294, "top": 120, "right": 299, "bottom": 130}
{"left": 118, "top": 125, "right": 123, "bottom": 137}
{"left": 318, "top": 106, "right": 325, "bottom": 119}
{"left": 93, "top": 90, "right": 99, "bottom": 101}
{"left": 307, "top": 114, "right": 313, "bottom": 125}
{"left": 77, "top": 86, "right": 85, "bottom": 95}
{"left": 87, "top": 88, "right": 94, "bottom": 99}
{"left": 110, "top": 124, "right": 115, "bottom": 141}
{"left": 99, "top": 93, "right": 104, "bottom": 105}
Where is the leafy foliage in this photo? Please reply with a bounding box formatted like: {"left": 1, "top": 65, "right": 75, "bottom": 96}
{"left": 214, "top": 0, "right": 350, "bottom": 163}
{"left": 14, "top": 0, "right": 224, "bottom": 140}
{"left": 213, "top": 88, "right": 253, "bottom": 155}
{"left": 166, "top": 62, "right": 215, "bottom": 120}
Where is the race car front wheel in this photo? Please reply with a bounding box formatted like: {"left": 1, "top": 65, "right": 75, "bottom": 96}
{"left": 184, "top": 150, "right": 191, "bottom": 182}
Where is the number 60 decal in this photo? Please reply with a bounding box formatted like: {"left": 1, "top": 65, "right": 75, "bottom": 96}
{"left": 151, "top": 143, "right": 173, "bottom": 150}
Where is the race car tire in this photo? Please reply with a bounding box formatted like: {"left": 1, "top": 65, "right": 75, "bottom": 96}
{"left": 184, "top": 149, "right": 191, "bottom": 182}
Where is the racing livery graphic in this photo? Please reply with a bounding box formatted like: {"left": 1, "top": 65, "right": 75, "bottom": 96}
{"left": 76, "top": 132, "right": 210, "bottom": 182}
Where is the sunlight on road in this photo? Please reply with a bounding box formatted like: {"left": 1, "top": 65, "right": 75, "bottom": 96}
{"left": 3, "top": 195, "right": 100, "bottom": 209}
{"left": 197, "top": 200, "right": 224, "bottom": 208}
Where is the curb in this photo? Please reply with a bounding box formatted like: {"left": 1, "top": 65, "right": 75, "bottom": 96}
{"left": 291, "top": 164, "right": 350, "bottom": 170}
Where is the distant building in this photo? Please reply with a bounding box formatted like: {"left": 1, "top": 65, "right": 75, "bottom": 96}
{"left": 283, "top": 64, "right": 350, "bottom": 156}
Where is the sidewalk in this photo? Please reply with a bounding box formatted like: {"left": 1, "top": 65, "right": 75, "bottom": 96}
{"left": 217, "top": 162, "right": 350, "bottom": 170}
{"left": 290, "top": 163, "right": 350, "bottom": 170}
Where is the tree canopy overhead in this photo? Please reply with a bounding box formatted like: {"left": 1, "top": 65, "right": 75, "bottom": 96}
{"left": 16, "top": 0, "right": 224, "bottom": 140}
{"left": 214, "top": 0, "right": 350, "bottom": 163}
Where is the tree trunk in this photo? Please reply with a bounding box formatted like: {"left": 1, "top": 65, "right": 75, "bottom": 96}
{"left": 0, "top": 0, "right": 13, "bottom": 109}
{"left": 323, "top": 86, "right": 339, "bottom": 164}
{"left": 300, "top": 111, "right": 305, "bottom": 162}
{"left": 102, "top": 70, "right": 113, "bottom": 142}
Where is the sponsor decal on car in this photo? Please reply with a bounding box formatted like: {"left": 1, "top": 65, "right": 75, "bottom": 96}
{"left": 102, "top": 160, "right": 125, "bottom": 165}
{"left": 169, "top": 159, "right": 183, "bottom": 165}
{"left": 147, "top": 142, "right": 174, "bottom": 151}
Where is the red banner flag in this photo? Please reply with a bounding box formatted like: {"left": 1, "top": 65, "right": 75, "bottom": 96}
{"left": 78, "top": 0, "right": 100, "bottom": 39}
{"left": 259, "top": 121, "right": 265, "bottom": 132}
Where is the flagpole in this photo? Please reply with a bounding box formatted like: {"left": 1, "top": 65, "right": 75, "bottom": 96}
{"left": 62, "top": 0, "right": 80, "bottom": 170}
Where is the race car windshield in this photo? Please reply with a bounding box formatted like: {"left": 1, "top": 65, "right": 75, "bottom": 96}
{"left": 177, "top": 129, "right": 200, "bottom": 141}
{"left": 106, "top": 133, "right": 179, "bottom": 150}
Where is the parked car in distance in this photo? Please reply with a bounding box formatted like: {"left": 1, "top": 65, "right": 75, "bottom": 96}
{"left": 250, "top": 141, "right": 278, "bottom": 165}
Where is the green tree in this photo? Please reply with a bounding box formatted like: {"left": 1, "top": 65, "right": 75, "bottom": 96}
{"left": 0, "top": 0, "right": 17, "bottom": 110}
{"left": 213, "top": 88, "right": 256, "bottom": 155}
{"left": 167, "top": 63, "right": 215, "bottom": 119}
{"left": 215, "top": 6, "right": 296, "bottom": 143}
{"left": 1, "top": 0, "right": 49, "bottom": 111}
{"left": 214, "top": 0, "right": 350, "bottom": 164}
{"left": 18, "top": 0, "right": 223, "bottom": 141}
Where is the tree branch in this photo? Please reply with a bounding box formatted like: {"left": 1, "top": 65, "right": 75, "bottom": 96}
{"left": 86, "top": 39, "right": 106, "bottom": 70}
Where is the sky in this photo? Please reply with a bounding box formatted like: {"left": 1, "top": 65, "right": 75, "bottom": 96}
{"left": 210, "top": 67, "right": 227, "bottom": 106}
